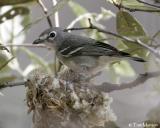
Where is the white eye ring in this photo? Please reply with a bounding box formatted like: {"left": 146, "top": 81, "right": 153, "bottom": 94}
{"left": 49, "top": 31, "right": 56, "bottom": 38}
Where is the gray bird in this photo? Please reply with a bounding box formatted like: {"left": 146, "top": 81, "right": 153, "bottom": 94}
{"left": 33, "top": 27, "right": 145, "bottom": 76}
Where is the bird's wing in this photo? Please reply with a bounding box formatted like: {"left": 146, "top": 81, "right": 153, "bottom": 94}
{"left": 58, "top": 40, "right": 127, "bottom": 57}
{"left": 57, "top": 34, "right": 145, "bottom": 62}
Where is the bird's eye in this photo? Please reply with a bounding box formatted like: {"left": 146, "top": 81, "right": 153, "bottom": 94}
{"left": 49, "top": 31, "right": 56, "bottom": 38}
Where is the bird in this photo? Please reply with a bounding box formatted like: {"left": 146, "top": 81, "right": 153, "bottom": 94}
{"left": 33, "top": 27, "right": 145, "bottom": 77}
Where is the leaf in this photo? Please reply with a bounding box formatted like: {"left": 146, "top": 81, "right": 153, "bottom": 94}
{"left": 116, "top": 11, "right": 149, "bottom": 58}
{"left": 117, "top": 11, "right": 145, "bottom": 36}
{"left": 0, "top": 57, "right": 14, "bottom": 71}
{"left": 0, "top": 0, "right": 35, "bottom": 6}
{"left": 0, "top": 7, "right": 30, "bottom": 24}
{"left": 106, "top": 0, "right": 160, "bottom": 11}
{"left": 0, "top": 54, "right": 12, "bottom": 73}
{"left": 112, "top": 60, "right": 135, "bottom": 77}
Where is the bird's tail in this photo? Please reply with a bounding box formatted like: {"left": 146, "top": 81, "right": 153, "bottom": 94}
{"left": 119, "top": 51, "right": 146, "bottom": 62}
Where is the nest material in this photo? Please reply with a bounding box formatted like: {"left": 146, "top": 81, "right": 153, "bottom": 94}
{"left": 26, "top": 69, "right": 116, "bottom": 128}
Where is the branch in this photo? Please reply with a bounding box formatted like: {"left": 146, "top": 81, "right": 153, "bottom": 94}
{"left": 37, "top": 0, "right": 53, "bottom": 27}
{"left": 65, "top": 19, "right": 160, "bottom": 59}
{"left": 137, "top": 0, "right": 160, "bottom": 9}
{"left": 52, "top": 0, "right": 60, "bottom": 27}
{"left": 52, "top": 0, "right": 60, "bottom": 77}
{"left": 18, "top": 0, "right": 69, "bottom": 35}
{"left": 91, "top": 71, "right": 160, "bottom": 92}
{"left": 0, "top": 81, "right": 25, "bottom": 90}
{"left": 2, "top": 43, "right": 46, "bottom": 48}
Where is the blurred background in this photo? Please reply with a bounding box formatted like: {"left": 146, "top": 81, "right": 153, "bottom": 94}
{"left": 0, "top": 0, "right": 160, "bottom": 128}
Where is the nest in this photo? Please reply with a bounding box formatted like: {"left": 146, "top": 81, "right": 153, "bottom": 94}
{"left": 26, "top": 69, "right": 116, "bottom": 128}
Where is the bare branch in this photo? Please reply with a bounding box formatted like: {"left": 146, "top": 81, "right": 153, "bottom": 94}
{"left": 18, "top": 0, "right": 69, "bottom": 36}
{"left": 91, "top": 71, "right": 160, "bottom": 92}
{"left": 51, "top": 0, "right": 60, "bottom": 77}
{"left": 0, "top": 81, "right": 25, "bottom": 90}
{"left": 137, "top": 0, "right": 160, "bottom": 9}
{"left": 52, "top": 0, "right": 60, "bottom": 27}
{"left": 3, "top": 44, "right": 46, "bottom": 48}
{"left": 37, "top": 0, "right": 53, "bottom": 27}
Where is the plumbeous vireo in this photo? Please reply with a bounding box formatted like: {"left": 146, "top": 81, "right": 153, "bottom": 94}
{"left": 33, "top": 27, "right": 145, "bottom": 76}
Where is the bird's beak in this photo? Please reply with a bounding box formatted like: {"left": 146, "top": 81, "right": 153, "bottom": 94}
{"left": 33, "top": 38, "right": 46, "bottom": 44}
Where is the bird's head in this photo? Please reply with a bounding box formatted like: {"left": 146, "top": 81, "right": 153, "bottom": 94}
{"left": 33, "top": 27, "right": 65, "bottom": 49}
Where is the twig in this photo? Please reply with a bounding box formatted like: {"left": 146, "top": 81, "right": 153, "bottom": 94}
{"left": 137, "top": 0, "right": 160, "bottom": 8}
{"left": 37, "top": 0, "right": 53, "bottom": 27}
{"left": 3, "top": 44, "right": 46, "bottom": 48}
{"left": 0, "top": 81, "right": 25, "bottom": 90}
{"left": 52, "top": 0, "right": 60, "bottom": 76}
{"left": 18, "top": 0, "right": 69, "bottom": 36}
{"left": 52, "top": 0, "right": 59, "bottom": 27}
{"left": 91, "top": 71, "right": 160, "bottom": 92}
{"left": 66, "top": 19, "right": 160, "bottom": 59}
{"left": 119, "top": 5, "right": 160, "bottom": 12}
{"left": 149, "top": 30, "right": 160, "bottom": 45}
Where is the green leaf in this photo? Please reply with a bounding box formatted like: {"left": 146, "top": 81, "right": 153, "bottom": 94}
{"left": 112, "top": 60, "right": 135, "bottom": 77}
{"left": 116, "top": 11, "right": 149, "bottom": 58}
{"left": 0, "top": 57, "right": 14, "bottom": 71}
{"left": 117, "top": 11, "right": 145, "bottom": 36}
{"left": 0, "top": 54, "right": 12, "bottom": 73}
{"left": 0, "top": 7, "right": 30, "bottom": 24}
{"left": 106, "top": 0, "right": 160, "bottom": 11}
{"left": 0, "top": 0, "right": 35, "bottom": 6}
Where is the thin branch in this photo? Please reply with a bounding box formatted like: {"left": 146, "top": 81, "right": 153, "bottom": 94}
{"left": 37, "top": 0, "right": 53, "bottom": 27}
{"left": 120, "top": 5, "right": 160, "bottom": 12}
{"left": 52, "top": 0, "right": 60, "bottom": 76}
{"left": 137, "top": 0, "right": 160, "bottom": 8}
{"left": 52, "top": 0, "right": 60, "bottom": 27}
{"left": 91, "top": 71, "right": 160, "bottom": 92}
{"left": 3, "top": 44, "right": 46, "bottom": 48}
{"left": 18, "top": 0, "right": 69, "bottom": 36}
{"left": 66, "top": 19, "right": 160, "bottom": 59}
{"left": 0, "top": 81, "right": 25, "bottom": 90}
{"left": 149, "top": 30, "right": 160, "bottom": 45}
{"left": 151, "top": 30, "right": 160, "bottom": 45}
